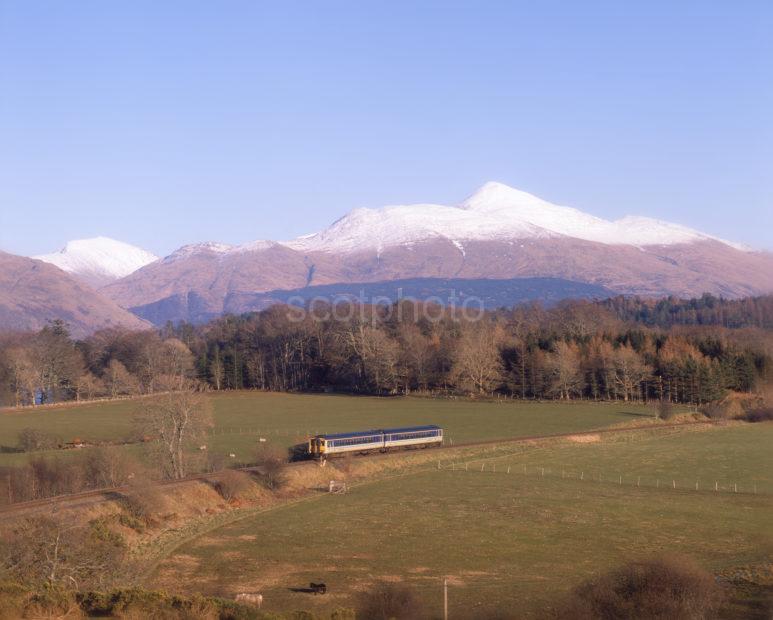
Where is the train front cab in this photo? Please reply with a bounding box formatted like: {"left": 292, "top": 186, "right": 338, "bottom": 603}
{"left": 308, "top": 436, "right": 327, "bottom": 459}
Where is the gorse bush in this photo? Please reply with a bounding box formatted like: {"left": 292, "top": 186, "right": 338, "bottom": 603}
{"left": 558, "top": 554, "right": 723, "bottom": 620}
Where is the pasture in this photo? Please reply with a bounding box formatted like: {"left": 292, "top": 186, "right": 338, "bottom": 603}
{"left": 0, "top": 391, "right": 658, "bottom": 467}
{"left": 152, "top": 423, "right": 773, "bottom": 618}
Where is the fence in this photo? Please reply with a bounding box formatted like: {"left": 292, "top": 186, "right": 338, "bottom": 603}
{"left": 207, "top": 428, "right": 320, "bottom": 438}
{"left": 436, "top": 459, "right": 770, "bottom": 496}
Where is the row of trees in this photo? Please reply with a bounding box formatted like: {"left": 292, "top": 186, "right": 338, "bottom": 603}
{"left": 600, "top": 294, "right": 773, "bottom": 329}
{"left": 0, "top": 298, "right": 771, "bottom": 407}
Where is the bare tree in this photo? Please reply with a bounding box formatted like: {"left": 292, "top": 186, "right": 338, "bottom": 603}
{"left": 157, "top": 337, "right": 195, "bottom": 390}
{"left": 612, "top": 345, "right": 651, "bottom": 402}
{"left": 451, "top": 323, "right": 504, "bottom": 395}
{"left": 105, "top": 359, "right": 139, "bottom": 397}
{"left": 546, "top": 341, "right": 583, "bottom": 399}
{"left": 397, "top": 323, "right": 435, "bottom": 392}
{"left": 133, "top": 385, "right": 213, "bottom": 479}
{"left": 5, "top": 346, "right": 40, "bottom": 406}
{"left": 347, "top": 323, "right": 400, "bottom": 393}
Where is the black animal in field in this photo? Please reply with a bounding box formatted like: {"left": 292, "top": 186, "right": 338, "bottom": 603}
{"left": 310, "top": 582, "right": 326, "bottom": 595}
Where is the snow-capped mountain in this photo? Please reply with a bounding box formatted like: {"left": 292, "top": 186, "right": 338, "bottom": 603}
{"left": 96, "top": 181, "right": 773, "bottom": 326}
{"left": 34, "top": 237, "right": 158, "bottom": 287}
{"left": 8, "top": 182, "right": 770, "bottom": 332}
{"left": 285, "top": 182, "right": 746, "bottom": 253}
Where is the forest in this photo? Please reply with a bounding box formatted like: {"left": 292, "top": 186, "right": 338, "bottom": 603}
{"left": 0, "top": 295, "right": 771, "bottom": 408}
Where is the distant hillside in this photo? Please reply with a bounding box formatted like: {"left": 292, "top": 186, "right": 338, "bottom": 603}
{"left": 0, "top": 251, "right": 150, "bottom": 337}
{"left": 129, "top": 276, "right": 614, "bottom": 325}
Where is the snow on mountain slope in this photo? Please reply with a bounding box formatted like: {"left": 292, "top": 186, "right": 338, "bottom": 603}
{"left": 162, "top": 242, "right": 234, "bottom": 263}
{"left": 285, "top": 181, "right": 746, "bottom": 253}
{"left": 34, "top": 237, "right": 158, "bottom": 286}
{"left": 284, "top": 202, "right": 547, "bottom": 254}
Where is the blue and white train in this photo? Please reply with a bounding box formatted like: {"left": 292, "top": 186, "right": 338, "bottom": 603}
{"left": 307, "top": 425, "right": 443, "bottom": 459}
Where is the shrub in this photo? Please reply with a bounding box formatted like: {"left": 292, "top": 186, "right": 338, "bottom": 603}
{"left": 2, "top": 516, "right": 127, "bottom": 591}
{"left": 214, "top": 469, "right": 253, "bottom": 501}
{"left": 701, "top": 402, "right": 729, "bottom": 420}
{"left": 656, "top": 400, "right": 675, "bottom": 420}
{"left": 83, "top": 445, "right": 137, "bottom": 488}
{"left": 76, "top": 588, "right": 263, "bottom": 619}
{"left": 16, "top": 427, "right": 62, "bottom": 452}
{"left": 254, "top": 445, "right": 288, "bottom": 491}
{"left": 744, "top": 407, "right": 773, "bottom": 423}
{"left": 120, "top": 479, "right": 166, "bottom": 524}
{"left": 25, "top": 587, "right": 84, "bottom": 618}
{"left": 557, "top": 554, "right": 723, "bottom": 619}
{"left": 356, "top": 582, "right": 423, "bottom": 620}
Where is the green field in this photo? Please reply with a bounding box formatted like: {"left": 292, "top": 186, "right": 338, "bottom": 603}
{"left": 0, "top": 392, "right": 659, "bottom": 466}
{"left": 152, "top": 423, "right": 773, "bottom": 618}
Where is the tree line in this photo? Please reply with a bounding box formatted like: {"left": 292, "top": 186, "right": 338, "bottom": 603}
{"left": 600, "top": 294, "right": 773, "bottom": 329}
{"left": 0, "top": 297, "right": 771, "bottom": 408}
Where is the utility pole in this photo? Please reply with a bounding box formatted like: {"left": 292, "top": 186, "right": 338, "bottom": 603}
{"left": 444, "top": 578, "right": 448, "bottom": 620}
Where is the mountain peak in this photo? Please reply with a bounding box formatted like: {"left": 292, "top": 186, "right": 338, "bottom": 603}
{"left": 162, "top": 242, "right": 233, "bottom": 263}
{"left": 461, "top": 181, "right": 548, "bottom": 212}
{"left": 280, "top": 183, "right": 749, "bottom": 254}
{"left": 34, "top": 237, "right": 158, "bottom": 287}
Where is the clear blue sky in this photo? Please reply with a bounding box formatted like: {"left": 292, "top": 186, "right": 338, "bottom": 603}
{"left": 1, "top": 1, "right": 771, "bottom": 256}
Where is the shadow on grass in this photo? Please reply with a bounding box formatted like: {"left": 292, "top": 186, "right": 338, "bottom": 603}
{"left": 616, "top": 410, "right": 657, "bottom": 418}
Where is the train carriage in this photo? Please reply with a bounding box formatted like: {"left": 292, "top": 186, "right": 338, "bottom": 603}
{"left": 308, "top": 425, "right": 443, "bottom": 459}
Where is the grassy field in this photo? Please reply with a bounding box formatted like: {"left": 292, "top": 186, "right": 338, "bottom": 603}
{"left": 0, "top": 391, "right": 659, "bottom": 466}
{"left": 152, "top": 423, "right": 773, "bottom": 618}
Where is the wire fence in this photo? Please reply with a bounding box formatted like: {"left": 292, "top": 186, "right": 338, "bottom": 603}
{"left": 437, "top": 459, "right": 771, "bottom": 497}
{"left": 207, "top": 428, "right": 319, "bottom": 438}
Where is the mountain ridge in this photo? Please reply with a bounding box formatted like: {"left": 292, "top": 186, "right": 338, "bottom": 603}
{"left": 34, "top": 237, "right": 158, "bottom": 287}
{"left": 0, "top": 251, "right": 150, "bottom": 337}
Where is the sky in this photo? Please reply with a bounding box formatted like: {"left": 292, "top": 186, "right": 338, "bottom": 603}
{"left": 1, "top": 1, "right": 771, "bottom": 257}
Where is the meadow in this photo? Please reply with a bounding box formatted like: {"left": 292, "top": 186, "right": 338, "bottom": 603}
{"left": 152, "top": 423, "right": 773, "bottom": 618}
{"left": 0, "top": 391, "right": 659, "bottom": 467}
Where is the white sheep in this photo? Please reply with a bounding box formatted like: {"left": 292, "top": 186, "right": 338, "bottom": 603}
{"left": 235, "top": 592, "right": 263, "bottom": 608}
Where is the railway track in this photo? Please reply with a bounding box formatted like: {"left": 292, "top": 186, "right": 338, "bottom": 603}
{"left": 0, "top": 419, "right": 716, "bottom": 518}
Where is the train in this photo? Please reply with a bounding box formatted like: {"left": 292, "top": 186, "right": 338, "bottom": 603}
{"left": 306, "top": 425, "right": 443, "bottom": 459}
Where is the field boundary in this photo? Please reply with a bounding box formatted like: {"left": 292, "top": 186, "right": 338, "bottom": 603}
{"left": 437, "top": 460, "right": 771, "bottom": 497}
